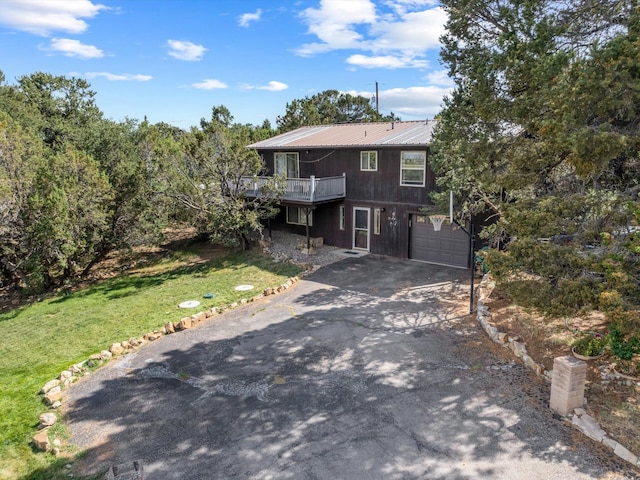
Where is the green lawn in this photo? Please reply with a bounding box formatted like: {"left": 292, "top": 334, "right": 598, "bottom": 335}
{"left": 0, "top": 248, "right": 303, "bottom": 480}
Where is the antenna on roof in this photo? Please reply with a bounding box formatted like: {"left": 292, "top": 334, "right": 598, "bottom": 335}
{"left": 375, "top": 81, "right": 379, "bottom": 117}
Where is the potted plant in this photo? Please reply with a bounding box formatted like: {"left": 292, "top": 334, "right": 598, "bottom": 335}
{"left": 614, "top": 357, "right": 640, "bottom": 380}
{"left": 571, "top": 333, "right": 607, "bottom": 360}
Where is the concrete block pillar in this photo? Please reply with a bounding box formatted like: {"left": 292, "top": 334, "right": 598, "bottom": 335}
{"left": 550, "top": 355, "right": 587, "bottom": 415}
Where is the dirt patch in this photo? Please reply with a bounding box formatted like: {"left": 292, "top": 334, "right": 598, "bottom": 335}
{"left": 483, "top": 288, "right": 640, "bottom": 460}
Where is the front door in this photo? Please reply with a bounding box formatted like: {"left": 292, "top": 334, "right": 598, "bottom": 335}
{"left": 353, "top": 207, "right": 370, "bottom": 251}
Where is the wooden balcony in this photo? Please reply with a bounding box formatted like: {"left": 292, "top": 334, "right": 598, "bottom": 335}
{"left": 241, "top": 174, "right": 346, "bottom": 205}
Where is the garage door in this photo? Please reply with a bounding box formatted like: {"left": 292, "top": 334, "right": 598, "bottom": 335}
{"left": 409, "top": 214, "right": 470, "bottom": 268}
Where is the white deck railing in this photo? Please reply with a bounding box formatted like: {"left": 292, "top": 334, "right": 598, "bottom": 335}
{"left": 241, "top": 174, "right": 346, "bottom": 203}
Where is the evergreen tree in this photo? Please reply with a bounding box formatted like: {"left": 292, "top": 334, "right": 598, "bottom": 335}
{"left": 433, "top": 0, "right": 639, "bottom": 318}
{"left": 276, "top": 89, "right": 400, "bottom": 132}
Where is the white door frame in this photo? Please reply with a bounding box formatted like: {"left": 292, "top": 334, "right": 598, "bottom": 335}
{"left": 352, "top": 207, "right": 370, "bottom": 251}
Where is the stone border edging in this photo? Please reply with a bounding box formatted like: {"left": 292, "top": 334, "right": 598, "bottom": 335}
{"left": 32, "top": 273, "right": 305, "bottom": 455}
{"left": 476, "top": 273, "right": 640, "bottom": 470}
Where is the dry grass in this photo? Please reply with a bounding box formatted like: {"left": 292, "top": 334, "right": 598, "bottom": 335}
{"left": 483, "top": 289, "right": 640, "bottom": 459}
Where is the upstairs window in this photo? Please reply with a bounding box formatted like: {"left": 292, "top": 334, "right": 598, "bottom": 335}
{"left": 274, "top": 152, "right": 299, "bottom": 178}
{"left": 400, "top": 151, "right": 426, "bottom": 187}
{"left": 360, "top": 151, "right": 378, "bottom": 171}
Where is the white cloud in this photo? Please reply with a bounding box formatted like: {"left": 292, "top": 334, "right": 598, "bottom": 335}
{"left": 241, "top": 81, "right": 288, "bottom": 91}
{"left": 0, "top": 0, "right": 106, "bottom": 36}
{"left": 192, "top": 79, "right": 228, "bottom": 90}
{"left": 381, "top": 0, "right": 439, "bottom": 16}
{"left": 258, "top": 81, "right": 288, "bottom": 91}
{"left": 296, "top": 0, "right": 377, "bottom": 56}
{"left": 85, "top": 72, "right": 152, "bottom": 81}
{"left": 380, "top": 85, "right": 451, "bottom": 118}
{"left": 346, "top": 54, "right": 427, "bottom": 69}
{"left": 45, "top": 38, "right": 103, "bottom": 58}
{"left": 167, "top": 40, "right": 207, "bottom": 61}
{"left": 350, "top": 84, "right": 450, "bottom": 118}
{"left": 295, "top": 0, "right": 447, "bottom": 70}
{"left": 368, "top": 7, "right": 446, "bottom": 54}
{"left": 238, "top": 8, "right": 262, "bottom": 27}
{"left": 425, "top": 69, "right": 454, "bottom": 86}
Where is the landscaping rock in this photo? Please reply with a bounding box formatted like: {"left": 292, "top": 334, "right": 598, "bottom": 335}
{"left": 110, "top": 343, "right": 124, "bottom": 355}
{"left": 572, "top": 413, "right": 606, "bottom": 443}
{"left": 62, "top": 377, "right": 74, "bottom": 387}
{"left": 69, "top": 363, "right": 84, "bottom": 374}
{"left": 101, "top": 350, "right": 113, "bottom": 360}
{"left": 51, "top": 401, "right": 62, "bottom": 409}
{"left": 59, "top": 370, "right": 72, "bottom": 380}
{"left": 177, "top": 318, "right": 192, "bottom": 330}
{"left": 613, "top": 443, "right": 638, "bottom": 465}
{"left": 44, "top": 386, "right": 62, "bottom": 405}
{"left": 41, "top": 379, "right": 60, "bottom": 394}
{"left": 32, "top": 429, "right": 50, "bottom": 452}
{"left": 39, "top": 412, "right": 57, "bottom": 428}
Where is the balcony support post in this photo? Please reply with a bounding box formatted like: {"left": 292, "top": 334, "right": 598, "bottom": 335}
{"left": 309, "top": 176, "right": 315, "bottom": 202}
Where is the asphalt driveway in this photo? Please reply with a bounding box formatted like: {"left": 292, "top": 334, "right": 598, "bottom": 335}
{"left": 65, "top": 255, "right": 634, "bottom": 479}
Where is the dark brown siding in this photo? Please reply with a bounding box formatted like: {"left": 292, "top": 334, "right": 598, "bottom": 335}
{"left": 261, "top": 148, "right": 436, "bottom": 204}
{"left": 259, "top": 147, "right": 442, "bottom": 260}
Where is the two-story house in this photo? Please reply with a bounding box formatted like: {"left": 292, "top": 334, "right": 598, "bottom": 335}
{"left": 246, "top": 120, "right": 470, "bottom": 268}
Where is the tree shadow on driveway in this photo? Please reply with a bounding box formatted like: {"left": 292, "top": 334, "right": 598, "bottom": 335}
{"left": 50, "top": 257, "right": 635, "bottom": 480}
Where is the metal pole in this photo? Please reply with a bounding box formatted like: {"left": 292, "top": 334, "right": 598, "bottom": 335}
{"left": 453, "top": 219, "right": 475, "bottom": 314}
{"left": 305, "top": 208, "right": 311, "bottom": 250}
{"left": 469, "top": 222, "right": 475, "bottom": 314}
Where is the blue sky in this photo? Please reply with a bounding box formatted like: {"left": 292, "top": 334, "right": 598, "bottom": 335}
{"left": 0, "top": 0, "right": 453, "bottom": 130}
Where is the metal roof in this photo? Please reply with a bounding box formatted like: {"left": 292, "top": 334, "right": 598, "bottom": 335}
{"left": 247, "top": 120, "right": 436, "bottom": 149}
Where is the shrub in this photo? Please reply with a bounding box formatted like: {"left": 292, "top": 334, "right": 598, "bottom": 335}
{"left": 608, "top": 322, "right": 640, "bottom": 361}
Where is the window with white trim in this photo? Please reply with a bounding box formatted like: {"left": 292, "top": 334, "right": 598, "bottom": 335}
{"left": 400, "top": 151, "right": 426, "bottom": 187}
{"left": 286, "top": 206, "right": 313, "bottom": 226}
{"left": 339, "top": 205, "right": 345, "bottom": 230}
{"left": 360, "top": 151, "right": 378, "bottom": 171}
{"left": 274, "top": 152, "right": 299, "bottom": 178}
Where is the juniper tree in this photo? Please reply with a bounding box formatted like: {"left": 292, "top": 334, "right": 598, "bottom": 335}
{"left": 432, "top": 1, "right": 640, "bottom": 319}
